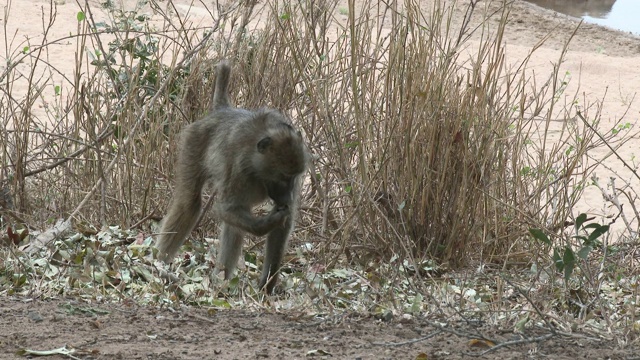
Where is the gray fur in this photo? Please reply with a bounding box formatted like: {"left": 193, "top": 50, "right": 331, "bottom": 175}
{"left": 155, "top": 60, "right": 307, "bottom": 294}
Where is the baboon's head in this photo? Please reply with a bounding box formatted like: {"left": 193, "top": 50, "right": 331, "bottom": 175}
{"left": 253, "top": 113, "right": 307, "bottom": 205}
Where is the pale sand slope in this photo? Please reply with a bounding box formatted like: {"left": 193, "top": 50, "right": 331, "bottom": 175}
{"left": 2, "top": 0, "right": 639, "bottom": 236}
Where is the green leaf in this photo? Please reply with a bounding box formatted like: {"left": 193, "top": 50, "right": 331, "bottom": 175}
{"left": 562, "top": 246, "right": 576, "bottom": 282}
{"left": 77, "top": 11, "right": 86, "bottom": 22}
{"left": 577, "top": 245, "right": 592, "bottom": 260}
{"left": 344, "top": 185, "right": 352, "bottom": 193}
{"left": 279, "top": 12, "right": 290, "bottom": 20}
{"left": 564, "top": 264, "right": 574, "bottom": 283}
{"left": 410, "top": 293, "right": 423, "bottom": 314}
{"left": 211, "top": 299, "right": 231, "bottom": 309}
{"left": 244, "top": 251, "right": 257, "bottom": 265}
{"left": 587, "top": 224, "right": 609, "bottom": 243}
{"left": 228, "top": 276, "right": 239, "bottom": 290}
{"left": 529, "top": 228, "right": 550, "bottom": 245}
{"left": 563, "top": 246, "right": 576, "bottom": 264}
{"left": 54, "top": 85, "right": 61, "bottom": 96}
{"left": 22, "top": 46, "right": 29, "bottom": 54}
{"left": 552, "top": 248, "right": 563, "bottom": 272}
{"left": 13, "top": 274, "right": 27, "bottom": 286}
{"left": 514, "top": 314, "right": 529, "bottom": 332}
{"left": 572, "top": 235, "right": 587, "bottom": 242}
{"left": 575, "top": 213, "right": 587, "bottom": 229}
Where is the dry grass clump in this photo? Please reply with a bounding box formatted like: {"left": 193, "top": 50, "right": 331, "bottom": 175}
{"left": 228, "top": 0, "right": 615, "bottom": 269}
{"left": 1, "top": 0, "right": 638, "bottom": 323}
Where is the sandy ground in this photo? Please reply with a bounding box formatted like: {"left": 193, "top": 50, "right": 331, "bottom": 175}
{"left": 2, "top": 296, "right": 637, "bottom": 359}
{"left": 500, "top": 3, "right": 640, "bottom": 236}
{"left": 1, "top": 0, "right": 640, "bottom": 358}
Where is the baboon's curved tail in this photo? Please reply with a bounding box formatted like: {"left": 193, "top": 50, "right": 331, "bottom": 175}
{"left": 212, "top": 60, "right": 232, "bottom": 110}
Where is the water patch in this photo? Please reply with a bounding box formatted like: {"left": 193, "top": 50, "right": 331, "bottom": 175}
{"left": 525, "top": 0, "right": 640, "bottom": 35}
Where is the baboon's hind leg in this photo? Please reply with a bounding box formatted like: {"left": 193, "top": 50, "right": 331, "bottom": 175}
{"left": 156, "top": 193, "right": 202, "bottom": 262}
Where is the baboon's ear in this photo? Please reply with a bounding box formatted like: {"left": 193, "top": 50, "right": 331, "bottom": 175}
{"left": 257, "top": 137, "right": 272, "bottom": 153}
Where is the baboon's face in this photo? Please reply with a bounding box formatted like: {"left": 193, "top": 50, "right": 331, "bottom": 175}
{"left": 266, "top": 176, "right": 296, "bottom": 206}
{"left": 255, "top": 124, "right": 306, "bottom": 206}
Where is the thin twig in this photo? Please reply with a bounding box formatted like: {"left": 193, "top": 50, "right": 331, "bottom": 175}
{"left": 501, "top": 276, "right": 557, "bottom": 334}
{"left": 577, "top": 111, "right": 640, "bottom": 182}
{"left": 130, "top": 212, "right": 158, "bottom": 229}
{"left": 23, "top": 128, "right": 113, "bottom": 177}
{"left": 371, "top": 330, "right": 443, "bottom": 346}
{"left": 466, "top": 333, "right": 555, "bottom": 356}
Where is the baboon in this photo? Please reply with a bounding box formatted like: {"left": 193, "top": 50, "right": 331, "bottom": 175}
{"left": 155, "top": 60, "right": 307, "bottom": 294}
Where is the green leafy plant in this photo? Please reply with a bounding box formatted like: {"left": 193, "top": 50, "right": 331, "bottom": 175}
{"left": 530, "top": 213, "right": 610, "bottom": 282}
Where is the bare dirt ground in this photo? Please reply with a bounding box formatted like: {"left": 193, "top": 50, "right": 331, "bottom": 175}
{"left": 2, "top": 296, "right": 637, "bottom": 360}
{"left": 2, "top": 0, "right": 640, "bottom": 359}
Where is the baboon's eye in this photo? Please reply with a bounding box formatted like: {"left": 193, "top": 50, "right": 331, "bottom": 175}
{"left": 257, "top": 137, "right": 272, "bottom": 153}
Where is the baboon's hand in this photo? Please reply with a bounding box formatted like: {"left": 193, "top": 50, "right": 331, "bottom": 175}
{"left": 244, "top": 206, "right": 290, "bottom": 236}
{"left": 217, "top": 203, "right": 291, "bottom": 236}
{"left": 270, "top": 205, "right": 291, "bottom": 225}
{"left": 261, "top": 205, "right": 290, "bottom": 231}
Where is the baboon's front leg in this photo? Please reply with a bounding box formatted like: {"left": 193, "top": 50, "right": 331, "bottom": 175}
{"left": 259, "top": 215, "right": 293, "bottom": 294}
{"left": 216, "top": 223, "right": 244, "bottom": 279}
